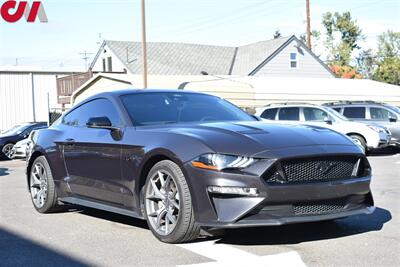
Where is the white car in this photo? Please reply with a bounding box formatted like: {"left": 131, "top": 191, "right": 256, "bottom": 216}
{"left": 255, "top": 103, "right": 391, "bottom": 152}
{"left": 10, "top": 130, "right": 40, "bottom": 159}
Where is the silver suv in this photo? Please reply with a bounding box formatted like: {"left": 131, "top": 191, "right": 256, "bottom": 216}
{"left": 255, "top": 103, "right": 391, "bottom": 152}
{"left": 324, "top": 101, "right": 400, "bottom": 147}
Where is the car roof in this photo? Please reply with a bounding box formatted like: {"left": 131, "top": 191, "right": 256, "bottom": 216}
{"left": 324, "top": 101, "right": 388, "bottom": 107}
{"left": 261, "top": 103, "right": 321, "bottom": 109}
{"left": 86, "top": 89, "right": 208, "bottom": 100}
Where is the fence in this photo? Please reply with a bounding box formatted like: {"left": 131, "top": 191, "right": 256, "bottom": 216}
{"left": 49, "top": 108, "right": 69, "bottom": 125}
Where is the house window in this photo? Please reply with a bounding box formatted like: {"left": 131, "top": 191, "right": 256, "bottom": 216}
{"left": 107, "top": 57, "right": 113, "bottom": 72}
{"left": 290, "top": 52, "right": 298, "bottom": 69}
{"left": 102, "top": 58, "right": 106, "bottom": 72}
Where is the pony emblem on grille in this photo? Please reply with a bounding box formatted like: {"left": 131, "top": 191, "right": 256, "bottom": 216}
{"left": 316, "top": 162, "right": 337, "bottom": 174}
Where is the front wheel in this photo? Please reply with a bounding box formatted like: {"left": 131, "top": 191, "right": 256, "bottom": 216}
{"left": 29, "top": 156, "right": 61, "bottom": 213}
{"left": 349, "top": 134, "right": 367, "bottom": 153}
{"left": 144, "top": 160, "right": 200, "bottom": 243}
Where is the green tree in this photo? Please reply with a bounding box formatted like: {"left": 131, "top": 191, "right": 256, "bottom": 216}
{"left": 322, "top": 12, "right": 364, "bottom": 66}
{"left": 377, "top": 30, "right": 400, "bottom": 58}
{"left": 356, "top": 49, "right": 375, "bottom": 79}
{"left": 372, "top": 31, "right": 400, "bottom": 85}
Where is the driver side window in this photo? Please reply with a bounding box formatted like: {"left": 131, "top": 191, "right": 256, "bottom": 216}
{"left": 304, "top": 108, "right": 329, "bottom": 121}
{"left": 370, "top": 107, "right": 396, "bottom": 121}
{"left": 63, "top": 99, "right": 121, "bottom": 127}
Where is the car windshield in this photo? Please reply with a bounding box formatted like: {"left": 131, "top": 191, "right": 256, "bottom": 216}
{"left": 121, "top": 92, "right": 256, "bottom": 126}
{"left": 386, "top": 105, "right": 400, "bottom": 114}
{"left": 1, "top": 123, "right": 31, "bottom": 135}
{"left": 324, "top": 107, "right": 349, "bottom": 121}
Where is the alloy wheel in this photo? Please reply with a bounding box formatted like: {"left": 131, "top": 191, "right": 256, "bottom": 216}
{"left": 30, "top": 162, "right": 48, "bottom": 208}
{"left": 351, "top": 137, "right": 365, "bottom": 152}
{"left": 145, "top": 170, "right": 180, "bottom": 236}
{"left": 2, "top": 144, "right": 14, "bottom": 159}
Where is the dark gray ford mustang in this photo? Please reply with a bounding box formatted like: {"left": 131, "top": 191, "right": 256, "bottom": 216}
{"left": 26, "top": 89, "right": 374, "bottom": 243}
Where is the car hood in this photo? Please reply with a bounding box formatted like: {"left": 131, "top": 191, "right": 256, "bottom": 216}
{"left": 142, "top": 121, "right": 356, "bottom": 156}
{"left": 0, "top": 135, "right": 14, "bottom": 144}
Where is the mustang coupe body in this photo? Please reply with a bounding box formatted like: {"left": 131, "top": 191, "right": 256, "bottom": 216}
{"left": 26, "top": 89, "right": 374, "bottom": 243}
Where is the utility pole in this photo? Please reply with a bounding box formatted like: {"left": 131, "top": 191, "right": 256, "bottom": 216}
{"left": 141, "top": 0, "right": 148, "bottom": 88}
{"left": 306, "top": 0, "right": 311, "bottom": 50}
{"left": 79, "top": 51, "right": 93, "bottom": 71}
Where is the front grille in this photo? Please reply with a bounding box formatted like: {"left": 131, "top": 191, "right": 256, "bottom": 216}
{"left": 293, "top": 199, "right": 347, "bottom": 216}
{"left": 263, "top": 156, "right": 367, "bottom": 184}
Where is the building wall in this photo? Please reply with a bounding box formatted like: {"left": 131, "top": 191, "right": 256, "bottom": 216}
{"left": 91, "top": 45, "right": 128, "bottom": 73}
{"left": 72, "top": 75, "right": 400, "bottom": 110}
{"left": 74, "top": 78, "right": 131, "bottom": 104}
{"left": 0, "top": 72, "right": 61, "bottom": 131}
{"left": 254, "top": 39, "right": 334, "bottom": 78}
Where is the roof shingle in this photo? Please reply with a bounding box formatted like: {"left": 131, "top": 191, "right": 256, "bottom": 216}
{"left": 97, "top": 36, "right": 295, "bottom": 75}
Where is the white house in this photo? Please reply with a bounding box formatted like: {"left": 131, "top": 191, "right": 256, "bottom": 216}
{"left": 90, "top": 35, "right": 335, "bottom": 78}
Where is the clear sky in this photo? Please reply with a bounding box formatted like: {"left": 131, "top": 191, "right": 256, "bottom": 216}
{"left": 0, "top": 0, "right": 399, "bottom": 71}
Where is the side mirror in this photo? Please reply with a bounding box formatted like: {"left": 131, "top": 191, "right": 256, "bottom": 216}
{"left": 324, "top": 117, "right": 333, "bottom": 125}
{"left": 389, "top": 116, "right": 397, "bottom": 123}
{"left": 86, "top": 117, "right": 123, "bottom": 140}
{"left": 87, "top": 117, "right": 113, "bottom": 128}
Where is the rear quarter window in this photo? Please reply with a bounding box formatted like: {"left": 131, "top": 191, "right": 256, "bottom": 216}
{"left": 260, "top": 108, "right": 278, "bottom": 120}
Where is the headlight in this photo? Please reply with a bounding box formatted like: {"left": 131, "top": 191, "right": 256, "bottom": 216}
{"left": 191, "top": 153, "right": 256, "bottom": 171}
{"left": 367, "top": 125, "right": 384, "bottom": 133}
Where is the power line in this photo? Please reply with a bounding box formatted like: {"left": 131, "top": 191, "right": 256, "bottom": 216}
{"left": 175, "top": 2, "right": 289, "bottom": 37}
{"left": 79, "top": 51, "right": 93, "bottom": 71}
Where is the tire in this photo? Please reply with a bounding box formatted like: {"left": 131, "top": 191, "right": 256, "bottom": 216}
{"left": 349, "top": 134, "right": 367, "bottom": 153}
{"left": 29, "top": 156, "right": 61, "bottom": 213}
{"left": 143, "top": 160, "right": 200, "bottom": 243}
{"left": 1, "top": 143, "right": 14, "bottom": 160}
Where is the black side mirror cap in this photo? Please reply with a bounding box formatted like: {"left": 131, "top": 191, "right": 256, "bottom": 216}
{"left": 86, "top": 117, "right": 123, "bottom": 140}
{"left": 87, "top": 117, "right": 112, "bottom": 128}
{"left": 389, "top": 117, "right": 397, "bottom": 123}
{"left": 324, "top": 117, "right": 333, "bottom": 125}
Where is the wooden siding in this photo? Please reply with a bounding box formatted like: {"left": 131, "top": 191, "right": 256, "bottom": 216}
{"left": 254, "top": 39, "right": 333, "bottom": 78}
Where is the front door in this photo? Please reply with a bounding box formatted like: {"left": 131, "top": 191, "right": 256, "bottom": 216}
{"left": 61, "top": 98, "right": 125, "bottom": 205}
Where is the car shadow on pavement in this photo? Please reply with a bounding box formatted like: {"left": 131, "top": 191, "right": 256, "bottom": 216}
{"left": 0, "top": 227, "right": 89, "bottom": 266}
{"left": 217, "top": 207, "right": 391, "bottom": 246}
{"left": 76, "top": 207, "right": 149, "bottom": 230}
{"left": 0, "top": 167, "right": 9, "bottom": 177}
{"left": 369, "top": 146, "right": 400, "bottom": 157}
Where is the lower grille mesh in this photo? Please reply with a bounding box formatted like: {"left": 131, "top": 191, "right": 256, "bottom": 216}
{"left": 294, "top": 200, "right": 346, "bottom": 215}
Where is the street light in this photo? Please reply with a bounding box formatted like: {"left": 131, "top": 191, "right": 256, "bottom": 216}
{"left": 141, "top": 0, "right": 148, "bottom": 88}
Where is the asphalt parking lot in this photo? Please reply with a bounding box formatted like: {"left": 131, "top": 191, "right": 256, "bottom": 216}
{"left": 0, "top": 150, "right": 399, "bottom": 267}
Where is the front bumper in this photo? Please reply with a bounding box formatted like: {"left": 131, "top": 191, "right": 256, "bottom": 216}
{"left": 11, "top": 147, "right": 26, "bottom": 159}
{"left": 184, "top": 153, "right": 374, "bottom": 228}
{"left": 389, "top": 137, "right": 400, "bottom": 147}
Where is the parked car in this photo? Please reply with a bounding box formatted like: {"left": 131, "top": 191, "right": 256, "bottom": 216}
{"left": 255, "top": 103, "right": 391, "bottom": 152}
{"left": 0, "top": 122, "right": 47, "bottom": 160}
{"left": 27, "top": 90, "right": 374, "bottom": 243}
{"left": 323, "top": 101, "right": 400, "bottom": 147}
{"left": 10, "top": 129, "right": 46, "bottom": 159}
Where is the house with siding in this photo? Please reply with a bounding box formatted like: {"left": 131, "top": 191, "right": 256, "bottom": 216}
{"left": 90, "top": 35, "right": 335, "bottom": 78}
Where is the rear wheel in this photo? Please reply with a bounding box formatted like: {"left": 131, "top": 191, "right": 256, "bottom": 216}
{"left": 144, "top": 160, "right": 200, "bottom": 243}
{"left": 349, "top": 134, "right": 367, "bottom": 153}
{"left": 29, "top": 156, "right": 61, "bottom": 213}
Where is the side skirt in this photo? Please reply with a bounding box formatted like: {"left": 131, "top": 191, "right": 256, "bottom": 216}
{"left": 59, "top": 196, "right": 144, "bottom": 220}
